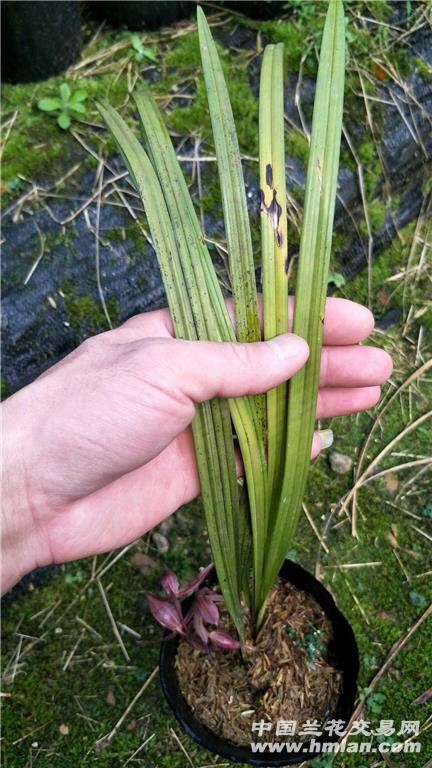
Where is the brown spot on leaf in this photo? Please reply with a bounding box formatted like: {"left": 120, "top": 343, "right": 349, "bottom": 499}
{"left": 261, "top": 187, "right": 284, "bottom": 249}
{"left": 266, "top": 163, "right": 273, "bottom": 187}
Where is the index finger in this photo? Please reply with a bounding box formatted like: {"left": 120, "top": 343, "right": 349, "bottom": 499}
{"left": 117, "top": 296, "right": 374, "bottom": 347}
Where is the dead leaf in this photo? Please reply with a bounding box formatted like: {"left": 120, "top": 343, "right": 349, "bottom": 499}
{"left": 413, "top": 687, "right": 432, "bottom": 705}
{"left": 384, "top": 473, "right": 399, "bottom": 494}
{"left": 152, "top": 532, "right": 169, "bottom": 554}
{"left": 377, "top": 290, "right": 390, "bottom": 306}
{"left": 329, "top": 452, "right": 353, "bottom": 475}
{"left": 106, "top": 689, "right": 116, "bottom": 706}
{"left": 373, "top": 62, "right": 388, "bottom": 81}
{"left": 378, "top": 611, "right": 396, "bottom": 622}
{"left": 127, "top": 719, "right": 137, "bottom": 732}
{"left": 386, "top": 530, "right": 399, "bottom": 549}
{"left": 158, "top": 517, "right": 175, "bottom": 536}
{"left": 130, "top": 552, "right": 159, "bottom": 576}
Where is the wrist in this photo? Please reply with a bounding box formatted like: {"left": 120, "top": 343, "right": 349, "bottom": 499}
{"left": 1, "top": 395, "right": 52, "bottom": 594}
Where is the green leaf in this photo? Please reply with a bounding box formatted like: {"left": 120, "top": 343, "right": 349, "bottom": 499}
{"left": 130, "top": 34, "right": 157, "bottom": 62}
{"left": 71, "top": 89, "right": 88, "bottom": 102}
{"left": 69, "top": 101, "right": 87, "bottom": 115}
{"left": 131, "top": 34, "right": 143, "bottom": 53}
{"left": 57, "top": 112, "right": 71, "bottom": 130}
{"left": 37, "top": 98, "right": 62, "bottom": 112}
{"left": 140, "top": 45, "right": 157, "bottom": 63}
{"left": 197, "top": 9, "right": 270, "bottom": 613}
{"left": 197, "top": 8, "right": 260, "bottom": 348}
{"left": 261, "top": 0, "right": 345, "bottom": 610}
{"left": 259, "top": 42, "right": 289, "bottom": 505}
{"left": 132, "top": 86, "right": 269, "bottom": 629}
{"left": 97, "top": 100, "right": 248, "bottom": 639}
{"left": 328, "top": 270, "right": 346, "bottom": 287}
{"left": 59, "top": 83, "right": 71, "bottom": 102}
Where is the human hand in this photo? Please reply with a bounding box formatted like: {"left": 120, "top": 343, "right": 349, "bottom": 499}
{"left": 1, "top": 297, "right": 392, "bottom": 592}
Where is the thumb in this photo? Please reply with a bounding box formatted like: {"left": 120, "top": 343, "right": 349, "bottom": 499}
{"left": 161, "top": 333, "right": 309, "bottom": 403}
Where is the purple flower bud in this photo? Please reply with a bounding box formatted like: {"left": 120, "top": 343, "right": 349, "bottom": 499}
{"left": 209, "top": 630, "right": 241, "bottom": 650}
{"left": 177, "top": 563, "right": 214, "bottom": 597}
{"left": 161, "top": 568, "right": 179, "bottom": 597}
{"left": 187, "top": 633, "right": 210, "bottom": 653}
{"left": 193, "top": 611, "right": 209, "bottom": 645}
{"left": 195, "top": 589, "right": 220, "bottom": 625}
{"left": 146, "top": 593, "right": 184, "bottom": 634}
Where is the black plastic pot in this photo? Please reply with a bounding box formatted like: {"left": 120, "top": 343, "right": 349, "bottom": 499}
{"left": 1, "top": 1, "right": 82, "bottom": 84}
{"left": 160, "top": 559, "right": 359, "bottom": 766}
{"left": 88, "top": 1, "right": 195, "bottom": 30}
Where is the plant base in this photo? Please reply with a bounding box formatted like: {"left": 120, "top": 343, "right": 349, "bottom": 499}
{"left": 160, "top": 560, "right": 359, "bottom": 766}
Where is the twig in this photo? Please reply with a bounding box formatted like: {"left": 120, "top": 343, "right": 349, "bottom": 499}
{"left": 344, "top": 603, "right": 432, "bottom": 736}
{"left": 170, "top": 727, "right": 196, "bottom": 767}
{"left": 302, "top": 503, "right": 329, "bottom": 554}
{"left": 97, "top": 579, "right": 130, "bottom": 662}
{"left": 23, "top": 223, "right": 46, "bottom": 285}
{"left": 93, "top": 666, "right": 158, "bottom": 752}
{"left": 94, "top": 165, "right": 113, "bottom": 329}
{"left": 122, "top": 734, "right": 155, "bottom": 767}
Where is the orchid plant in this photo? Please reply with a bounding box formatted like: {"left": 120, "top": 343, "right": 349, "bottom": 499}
{"left": 99, "top": 1, "right": 345, "bottom": 645}
{"left": 146, "top": 563, "right": 252, "bottom": 652}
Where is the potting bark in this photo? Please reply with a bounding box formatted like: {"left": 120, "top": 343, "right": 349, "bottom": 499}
{"left": 175, "top": 578, "right": 341, "bottom": 745}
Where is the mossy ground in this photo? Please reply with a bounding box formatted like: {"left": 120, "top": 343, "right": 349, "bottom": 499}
{"left": 2, "top": 3, "right": 431, "bottom": 767}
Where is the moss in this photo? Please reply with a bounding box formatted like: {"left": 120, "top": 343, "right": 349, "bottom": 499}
{"left": 357, "top": 139, "right": 381, "bottom": 197}
{"left": 258, "top": 19, "right": 317, "bottom": 74}
{"left": 62, "top": 285, "right": 120, "bottom": 337}
{"left": 368, "top": 198, "right": 387, "bottom": 230}
{"left": 1, "top": 63, "right": 130, "bottom": 194}
{"left": 164, "top": 33, "right": 258, "bottom": 155}
{"left": 1, "top": 379, "right": 9, "bottom": 399}
{"left": 164, "top": 30, "right": 202, "bottom": 70}
{"left": 339, "top": 220, "right": 431, "bottom": 323}
{"left": 286, "top": 130, "right": 309, "bottom": 166}
{"left": 1, "top": 107, "right": 69, "bottom": 187}
{"left": 415, "top": 55, "right": 431, "bottom": 81}
{"left": 363, "top": 198, "right": 387, "bottom": 232}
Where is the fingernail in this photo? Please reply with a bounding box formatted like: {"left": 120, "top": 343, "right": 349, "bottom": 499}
{"left": 266, "top": 333, "right": 308, "bottom": 361}
{"left": 318, "top": 429, "right": 334, "bottom": 450}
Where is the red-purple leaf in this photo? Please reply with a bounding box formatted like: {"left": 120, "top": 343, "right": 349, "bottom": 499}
{"left": 177, "top": 563, "right": 214, "bottom": 597}
{"left": 209, "top": 630, "right": 241, "bottom": 650}
{"left": 161, "top": 568, "right": 179, "bottom": 597}
{"left": 146, "top": 593, "right": 184, "bottom": 633}
{"left": 195, "top": 590, "right": 220, "bottom": 624}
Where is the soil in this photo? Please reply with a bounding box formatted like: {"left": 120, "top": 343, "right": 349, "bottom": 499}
{"left": 175, "top": 578, "right": 341, "bottom": 745}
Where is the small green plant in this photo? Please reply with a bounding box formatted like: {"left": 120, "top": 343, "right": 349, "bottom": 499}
{"left": 129, "top": 34, "right": 157, "bottom": 63}
{"left": 409, "top": 590, "right": 427, "bottom": 609}
{"left": 285, "top": 625, "right": 325, "bottom": 669}
{"left": 328, "top": 271, "right": 346, "bottom": 288}
{"left": 98, "top": 1, "right": 345, "bottom": 641}
{"left": 310, "top": 755, "right": 335, "bottom": 768}
{"left": 37, "top": 83, "right": 88, "bottom": 130}
{"left": 360, "top": 687, "right": 386, "bottom": 715}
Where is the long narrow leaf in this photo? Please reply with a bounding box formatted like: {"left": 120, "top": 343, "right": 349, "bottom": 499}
{"left": 97, "top": 102, "right": 245, "bottom": 638}
{"left": 133, "top": 86, "right": 268, "bottom": 620}
{"left": 197, "top": 7, "right": 260, "bottom": 348}
{"left": 261, "top": 0, "right": 345, "bottom": 611}
{"left": 197, "top": 9, "right": 270, "bottom": 614}
{"left": 259, "top": 43, "right": 289, "bottom": 501}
